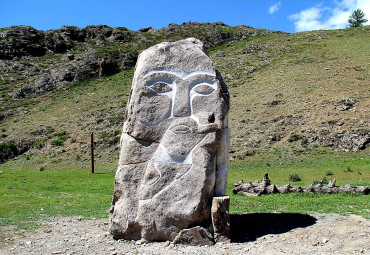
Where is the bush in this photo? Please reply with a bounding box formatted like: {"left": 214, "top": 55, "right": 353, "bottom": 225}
{"left": 39, "top": 166, "right": 46, "bottom": 171}
{"left": 313, "top": 177, "right": 329, "bottom": 185}
{"left": 31, "top": 139, "right": 46, "bottom": 149}
{"left": 30, "top": 129, "right": 44, "bottom": 135}
{"left": 45, "top": 126, "right": 55, "bottom": 133}
{"left": 288, "top": 134, "right": 301, "bottom": 142}
{"left": 99, "top": 130, "right": 120, "bottom": 145}
{"left": 322, "top": 177, "right": 329, "bottom": 184}
{"left": 0, "top": 142, "right": 18, "bottom": 163}
{"left": 108, "top": 115, "right": 125, "bottom": 125}
{"left": 54, "top": 131, "right": 67, "bottom": 137}
{"left": 289, "top": 174, "right": 302, "bottom": 182}
{"left": 345, "top": 167, "right": 353, "bottom": 172}
{"left": 53, "top": 131, "right": 69, "bottom": 144}
{"left": 51, "top": 139, "right": 64, "bottom": 146}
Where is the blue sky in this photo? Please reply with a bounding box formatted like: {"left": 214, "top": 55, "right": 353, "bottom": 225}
{"left": 1, "top": 0, "right": 369, "bottom": 33}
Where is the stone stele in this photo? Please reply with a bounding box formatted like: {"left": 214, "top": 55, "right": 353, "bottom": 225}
{"left": 109, "top": 38, "right": 230, "bottom": 242}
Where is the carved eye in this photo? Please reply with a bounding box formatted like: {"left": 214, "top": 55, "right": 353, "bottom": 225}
{"left": 193, "top": 84, "right": 215, "bottom": 95}
{"left": 149, "top": 82, "right": 172, "bottom": 93}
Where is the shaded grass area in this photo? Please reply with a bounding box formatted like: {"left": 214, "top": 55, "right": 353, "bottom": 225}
{"left": 0, "top": 151, "right": 369, "bottom": 236}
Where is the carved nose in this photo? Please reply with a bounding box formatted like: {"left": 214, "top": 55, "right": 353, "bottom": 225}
{"left": 173, "top": 86, "right": 190, "bottom": 117}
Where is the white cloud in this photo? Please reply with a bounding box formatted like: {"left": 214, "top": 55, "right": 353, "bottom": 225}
{"left": 289, "top": 0, "right": 370, "bottom": 32}
{"left": 268, "top": 1, "right": 281, "bottom": 15}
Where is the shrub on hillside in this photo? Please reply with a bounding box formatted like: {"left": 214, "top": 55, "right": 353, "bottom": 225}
{"left": 289, "top": 174, "right": 302, "bottom": 182}
{"left": 0, "top": 142, "right": 18, "bottom": 162}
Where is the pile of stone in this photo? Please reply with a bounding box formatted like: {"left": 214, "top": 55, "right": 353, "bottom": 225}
{"left": 233, "top": 173, "right": 369, "bottom": 196}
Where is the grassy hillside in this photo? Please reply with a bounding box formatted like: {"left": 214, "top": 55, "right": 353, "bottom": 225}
{"left": 0, "top": 25, "right": 369, "bottom": 166}
{"left": 211, "top": 28, "right": 369, "bottom": 157}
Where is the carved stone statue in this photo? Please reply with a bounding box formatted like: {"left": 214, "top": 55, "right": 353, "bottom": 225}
{"left": 109, "top": 38, "right": 230, "bottom": 242}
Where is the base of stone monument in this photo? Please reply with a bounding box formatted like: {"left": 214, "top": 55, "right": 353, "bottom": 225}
{"left": 173, "top": 196, "right": 230, "bottom": 246}
{"left": 110, "top": 196, "right": 230, "bottom": 246}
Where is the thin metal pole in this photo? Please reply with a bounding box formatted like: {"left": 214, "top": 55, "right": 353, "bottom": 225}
{"left": 90, "top": 132, "right": 95, "bottom": 174}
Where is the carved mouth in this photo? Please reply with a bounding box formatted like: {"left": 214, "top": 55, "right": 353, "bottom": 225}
{"left": 170, "top": 124, "right": 192, "bottom": 134}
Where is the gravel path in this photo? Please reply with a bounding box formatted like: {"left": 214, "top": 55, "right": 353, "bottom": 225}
{"left": 1, "top": 214, "right": 369, "bottom": 255}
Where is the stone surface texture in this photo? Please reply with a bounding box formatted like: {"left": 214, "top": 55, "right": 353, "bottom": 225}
{"left": 109, "top": 38, "right": 230, "bottom": 242}
{"left": 211, "top": 196, "right": 231, "bottom": 243}
{"left": 173, "top": 226, "right": 214, "bottom": 246}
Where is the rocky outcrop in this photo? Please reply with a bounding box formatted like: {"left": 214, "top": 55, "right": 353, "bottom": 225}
{"left": 11, "top": 50, "right": 126, "bottom": 99}
{"left": 1, "top": 23, "right": 282, "bottom": 101}
{"left": 0, "top": 25, "right": 137, "bottom": 60}
{"left": 335, "top": 129, "right": 369, "bottom": 152}
{"left": 0, "top": 26, "right": 47, "bottom": 59}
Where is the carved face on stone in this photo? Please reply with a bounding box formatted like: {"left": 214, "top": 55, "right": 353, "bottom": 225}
{"left": 136, "top": 69, "right": 217, "bottom": 124}
{"left": 126, "top": 38, "right": 227, "bottom": 143}
{"left": 110, "top": 38, "right": 229, "bottom": 241}
{"left": 124, "top": 39, "right": 228, "bottom": 200}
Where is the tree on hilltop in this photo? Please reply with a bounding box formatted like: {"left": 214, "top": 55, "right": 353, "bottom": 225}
{"left": 348, "top": 9, "right": 368, "bottom": 27}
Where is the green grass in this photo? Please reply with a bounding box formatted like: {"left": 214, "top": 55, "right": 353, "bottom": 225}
{"left": 0, "top": 163, "right": 115, "bottom": 230}
{"left": 227, "top": 150, "right": 370, "bottom": 218}
{"left": 230, "top": 192, "right": 368, "bottom": 216}
{"left": 0, "top": 150, "right": 368, "bottom": 237}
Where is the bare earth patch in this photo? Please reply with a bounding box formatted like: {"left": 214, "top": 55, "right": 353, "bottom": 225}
{"left": 1, "top": 214, "right": 369, "bottom": 255}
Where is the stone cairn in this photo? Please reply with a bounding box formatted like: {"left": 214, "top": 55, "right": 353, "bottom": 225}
{"left": 233, "top": 173, "right": 369, "bottom": 196}
{"left": 109, "top": 38, "right": 230, "bottom": 245}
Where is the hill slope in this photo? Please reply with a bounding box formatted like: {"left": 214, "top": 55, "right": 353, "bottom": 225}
{"left": 0, "top": 23, "right": 369, "bottom": 165}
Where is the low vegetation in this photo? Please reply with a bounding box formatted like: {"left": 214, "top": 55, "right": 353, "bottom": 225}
{"left": 0, "top": 150, "right": 368, "bottom": 236}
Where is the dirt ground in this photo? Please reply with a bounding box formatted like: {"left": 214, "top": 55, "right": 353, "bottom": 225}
{"left": 1, "top": 213, "right": 369, "bottom": 255}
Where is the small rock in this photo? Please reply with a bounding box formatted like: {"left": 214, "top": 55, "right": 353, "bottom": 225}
{"left": 322, "top": 238, "right": 329, "bottom": 243}
{"left": 135, "top": 240, "right": 142, "bottom": 245}
{"left": 77, "top": 216, "right": 83, "bottom": 221}
{"left": 164, "top": 241, "right": 170, "bottom": 247}
{"left": 173, "top": 226, "right": 214, "bottom": 246}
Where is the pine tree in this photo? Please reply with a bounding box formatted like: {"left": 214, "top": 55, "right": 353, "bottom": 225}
{"left": 348, "top": 9, "right": 368, "bottom": 27}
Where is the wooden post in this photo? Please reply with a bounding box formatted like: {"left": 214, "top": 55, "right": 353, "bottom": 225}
{"left": 90, "top": 132, "right": 94, "bottom": 174}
